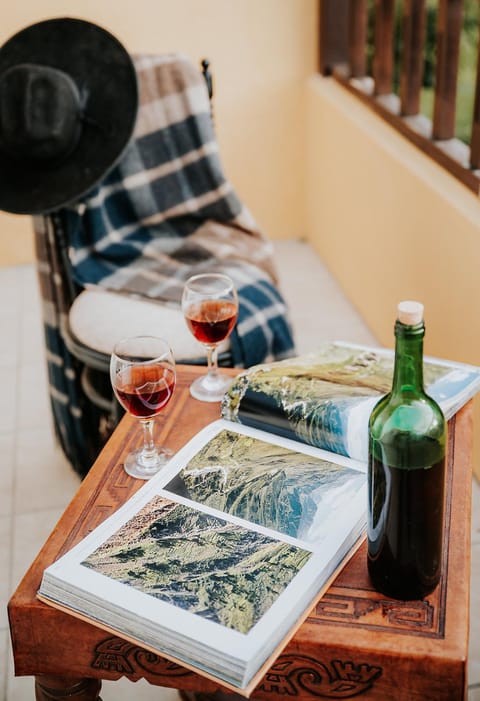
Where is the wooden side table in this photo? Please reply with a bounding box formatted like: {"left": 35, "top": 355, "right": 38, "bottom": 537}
{"left": 8, "top": 366, "right": 473, "bottom": 700}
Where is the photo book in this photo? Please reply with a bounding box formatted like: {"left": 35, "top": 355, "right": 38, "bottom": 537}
{"left": 222, "top": 341, "right": 480, "bottom": 463}
{"left": 38, "top": 418, "right": 367, "bottom": 695}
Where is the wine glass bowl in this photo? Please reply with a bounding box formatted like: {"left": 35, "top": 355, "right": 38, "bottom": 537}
{"left": 110, "top": 336, "right": 176, "bottom": 479}
{"left": 182, "top": 273, "right": 238, "bottom": 402}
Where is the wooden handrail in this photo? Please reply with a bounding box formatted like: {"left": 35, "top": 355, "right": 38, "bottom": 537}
{"left": 319, "top": 0, "right": 480, "bottom": 195}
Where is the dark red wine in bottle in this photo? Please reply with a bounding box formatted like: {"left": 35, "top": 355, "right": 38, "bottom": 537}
{"left": 367, "top": 301, "right": 446, "bottom": 600}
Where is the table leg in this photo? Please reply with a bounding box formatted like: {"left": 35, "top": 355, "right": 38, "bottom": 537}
{"left": 35, "top": 676, "right": 102, "bottom": 700}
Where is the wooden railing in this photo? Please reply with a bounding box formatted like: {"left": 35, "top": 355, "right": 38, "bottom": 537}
{"left": 319, "top": 0, "right": 480, "bottom": 194}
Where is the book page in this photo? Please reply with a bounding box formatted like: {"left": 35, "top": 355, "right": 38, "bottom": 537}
{"left": 81, "top": 493, "right": 312, "bottom": 636}
{"left": 40, "top": 421, "right": 366, "bottom": 657}
{"left": 162, "top": 426, "right": 365, "bottom": 547}
{"left": 221, "top": 341, "right": 480, "bottom": 462}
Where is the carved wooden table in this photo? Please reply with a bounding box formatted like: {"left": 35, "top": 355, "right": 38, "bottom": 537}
{"left": 8, "top": 366, "right": 473, "bottom": 700}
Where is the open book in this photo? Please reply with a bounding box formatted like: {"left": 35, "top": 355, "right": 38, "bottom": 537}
{"left": 38, "top": 419, "right": 366, "bottom": 695}
{"left": 222, "top": 341, "right": 480, "bottom": 463}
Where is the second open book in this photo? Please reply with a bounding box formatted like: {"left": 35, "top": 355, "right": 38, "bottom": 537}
{"left": 38, "top": 418, "right": 367, "bottom": 696}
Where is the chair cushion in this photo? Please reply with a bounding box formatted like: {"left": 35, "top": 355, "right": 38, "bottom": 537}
{"left": 68, "top": 289, "right": 230, "bottom": 360}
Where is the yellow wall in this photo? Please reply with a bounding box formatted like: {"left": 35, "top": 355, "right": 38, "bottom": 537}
{"left": 0, "top": 0, "right": 318, "bottom": 265}
{"left": 306, "top": 76, "right": 480, "bottom": 364}
{"left": 305, "top": 75, "right": 480, "bottom": 477}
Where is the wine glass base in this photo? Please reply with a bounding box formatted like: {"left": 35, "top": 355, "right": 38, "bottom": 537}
{"left": 189, "top": 373, "right": 233, "bottom": 403}
{"left": 123, "top": 447, "right": 174, "bottom": 480}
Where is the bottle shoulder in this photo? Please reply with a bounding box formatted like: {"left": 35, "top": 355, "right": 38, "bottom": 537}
{"left": 369, "top": 391, "right": 446, "bottom": 467}
{"left": 370, "top": 391, "right": 445, "bottom": 436}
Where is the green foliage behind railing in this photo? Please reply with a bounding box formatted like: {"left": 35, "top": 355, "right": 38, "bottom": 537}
{"left": 367, "top": 0, "right": 479, "bottom": 143}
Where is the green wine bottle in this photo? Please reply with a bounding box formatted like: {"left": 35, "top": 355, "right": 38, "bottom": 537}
{"left": 367, "top": 301, "right": 446, "bottom": 600}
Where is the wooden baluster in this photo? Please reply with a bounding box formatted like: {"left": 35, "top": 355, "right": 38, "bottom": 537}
{"left": 319, "top": 0, "right": 349, "bottom": 75}
{"left": 348, "top": 0, "right": 368, "bottom": 77}
{"left": 373, "top": 0, "right": 396, "bottom": 95}
{"left": 400, "top": 0, "right": 427, "bottom": 116}
{"left": 470, "top": 21, "right": 480, "bottom": 169}
{"left": 35, "top": 676, "right": 102, "bottom": 701}
{"left": 432, "top": 0, "right": 464, "bottom": 140}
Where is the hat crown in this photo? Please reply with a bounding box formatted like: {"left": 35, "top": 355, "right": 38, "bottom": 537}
{"left": 0, "top": 63, "right": 82, "bottom": 163}
{"left": 0, "top": 17, "right": 138, "bottom": 214}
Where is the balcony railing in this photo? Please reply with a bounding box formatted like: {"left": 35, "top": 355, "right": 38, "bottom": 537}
{"left": 319, "top": 0, "right": 480, "bottom": 194}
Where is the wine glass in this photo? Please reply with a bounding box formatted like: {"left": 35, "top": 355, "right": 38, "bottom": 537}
{"left": 110, "top": 336, "right": 176, "bottom": 479}
{"left": 182, "top": 273, "right": 239, "bottom": 402}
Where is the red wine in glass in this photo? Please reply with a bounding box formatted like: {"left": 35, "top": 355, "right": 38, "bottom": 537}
{"left": 110, "top": 336, "right": 176, "bottom": 479}
{"left": 115, "top": 364, "right": 175, "bottom": 418}
{"left": 185, "top": 300, "right": 238, "bottom": 345}
{"left": 182, "top": 273, "right": 239, "bottom": 402}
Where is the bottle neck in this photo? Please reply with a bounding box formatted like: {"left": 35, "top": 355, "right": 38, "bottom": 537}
{"left": 391, "top": 320, "right": 425, "bottom": 395}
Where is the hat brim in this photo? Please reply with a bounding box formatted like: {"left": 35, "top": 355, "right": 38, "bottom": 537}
{"left": 0, "top": 17, "right": 138, "bottom": 214}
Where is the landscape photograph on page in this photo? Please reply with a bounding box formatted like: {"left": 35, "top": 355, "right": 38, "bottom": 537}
{"left": 38, "top": 420, "right": 367, "bottom": 692}
{"left": 164, "top": 428, "right": 365, "bottom": 544}
{"left": 222, "top": 341, "right": 480, "bottom": 462}
{"left": 82, "top": 495, "right": 311, "bottom": 635}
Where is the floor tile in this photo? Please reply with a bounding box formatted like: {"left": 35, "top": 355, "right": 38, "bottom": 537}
{"left": 19, "top": 264, "right": 39, "bottom": 306}
{"left": 6, "top": 664, "right": 35, "bottom": 701}
{"left": 101, "top": 678, "right": 181, "bottom": 700}
{"left": 10, "top": 507, "right": 73, "bottom": 595}
{"left": 0, "top": 432, "right": 14, "bottom": 517}
{"left": 1, "top": 628, "right": 8, "bottom": 701}
{"left": 0, "top": 516, "right": 11, "bottom": 631}
{"left": 469, "top": 684, "right": 480, "bottom": 701}
{"left": 0, "top": 268, "right": 21, "bottom": 374}
{"left": 19, "top": 310, "right": 45, "bottom": 368}
{"left": 16, "top": 361, "right": 51, "bottom": 431}
{"left": 14, "top": 426, "right": 79, "bottom": 515}
{"left": 0, "top": 368, "right": 17, "bottom": 433}
{"left": 8, "top": 509, "right": 55, "bottom": 701}
{"left": 469, "top": 543, "right": 480, "bottom": 687}
{"left": 19, "top": 266, "right": 45, "bottom": 365}
{"left": 5, "top": 671, "right": 181, "bottom": 701}
{"left": 0, "top": 265, "right": 19, "bottom": 287}
{"left": 0, "top": 311, "right": 19, "bottom": 371}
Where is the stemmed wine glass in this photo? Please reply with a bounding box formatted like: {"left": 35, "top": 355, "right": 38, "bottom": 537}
{"left": 110, "top": 336, "right": 176, "bottom": 479}
{"left": 182, "top": 273, "right": 239, "bottom": 402}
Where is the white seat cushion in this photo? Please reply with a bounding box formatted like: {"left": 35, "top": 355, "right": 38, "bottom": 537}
{"left": 68, "top": 289, "right": 230, "bottom": 360}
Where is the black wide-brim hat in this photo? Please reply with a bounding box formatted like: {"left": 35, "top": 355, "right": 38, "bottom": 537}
{"left": 0, "top": 17, "right": 138, "bottom": 214}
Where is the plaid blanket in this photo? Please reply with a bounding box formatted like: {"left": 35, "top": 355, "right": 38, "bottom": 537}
{"left": 34, "top": 53, "right": 295, "bottom": 475}
{"left": 65, "top": 53, "right": 295, "bottom": 367}
{"left": 35, "top": 213, "right": 106, "bottom": 474}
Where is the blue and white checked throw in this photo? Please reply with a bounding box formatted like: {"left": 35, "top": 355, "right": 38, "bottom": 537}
{"left": 65, "top": 53, "right": 295, "bottom": 367}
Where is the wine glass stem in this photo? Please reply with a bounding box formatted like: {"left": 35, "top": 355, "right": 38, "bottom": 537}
{"left": 206, "top": 345, "right": 219, "bottom": 379}
{"left": 140, "top": 418, "right": 157, "bottom": 465}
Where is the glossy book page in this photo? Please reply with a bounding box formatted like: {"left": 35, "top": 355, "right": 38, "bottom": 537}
{"left": 221, "top": 341, "right": 480, "bottom": 462}
{"left": 38, "top": 420, "right": 366, "bottom": 693}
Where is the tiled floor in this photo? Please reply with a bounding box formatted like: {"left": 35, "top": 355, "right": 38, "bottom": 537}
{"left": 1, "top": 240, "right": 479, "bottom": 700}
